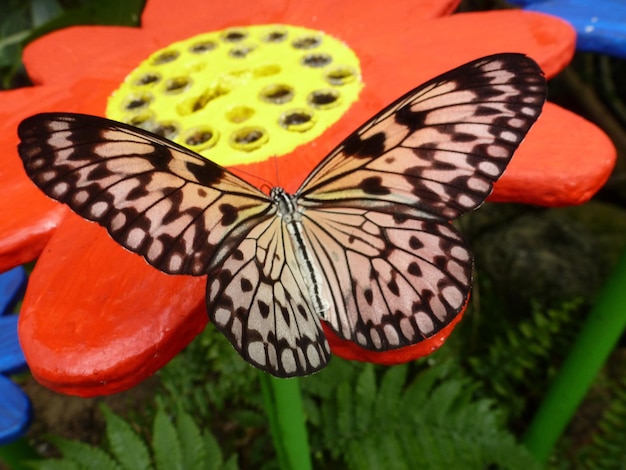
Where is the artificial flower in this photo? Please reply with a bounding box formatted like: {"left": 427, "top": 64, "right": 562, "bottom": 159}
{"left": 0, "top": 0, "right": 615, "bottom": 395}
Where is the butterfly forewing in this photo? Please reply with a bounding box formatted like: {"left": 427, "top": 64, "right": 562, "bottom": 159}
{"left": 297, "top": 53, "right": 546, "bottom": 220}
{"left": 18, "top": 113, "right": 274, "bottom": 275}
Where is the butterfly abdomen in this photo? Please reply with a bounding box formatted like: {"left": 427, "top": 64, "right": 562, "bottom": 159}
{"left": 271, "top": 187, "right": 329, "bottom": 316}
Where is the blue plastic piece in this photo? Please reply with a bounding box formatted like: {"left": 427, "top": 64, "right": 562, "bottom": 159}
{"left": 507, "top": 0, "right": 626, "bottom": 58}
{"left": 0, "top": 267, "right": 31, "bottom": 445}
{"left": 0, "top": 376, "right": 32, "bottom": 446}
{"left": 0, "top": 267, "right": 27, "bottom": 315}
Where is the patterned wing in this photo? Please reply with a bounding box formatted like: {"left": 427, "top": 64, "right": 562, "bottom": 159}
{"left": 297, "top": 53, "right": 547, "bottom": 220}
{"left": 18, "top": 113, "right": 274, "bottom": 275}
{"left": 206, "top": 216, "right": 331, "bottom": 377}
{"left": 17, "top": 113, "right": 328, "bottom": 377}
{"left": 296, "top": 53, "right": 546, "bottom": 349}
{"left": 300, "top": 205, "right": 472, "bottom": 349}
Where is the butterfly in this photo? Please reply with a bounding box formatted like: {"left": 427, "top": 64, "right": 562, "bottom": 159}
{"left": 18, "top": 53, "right": 546, "bottom": 377}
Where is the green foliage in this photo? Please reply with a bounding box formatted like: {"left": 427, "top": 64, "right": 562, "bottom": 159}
{"left": 303, "top": 359, "right": 539, "bottom": 470}
{"left": 156, "top": 326, "right": 272, "bottom": 468}
{"left": 157, "top": 326, "right": 261, "bottom": 422}
{"left": 466, "top": 299, "right": 584, "bottom": 421}
{"left": 26, "top": 404, "right": 237, "bottom": 470}
{"left": 575, "top": 376, "right": 626, "bottom": 469}
{"left": 0, "top": 0, "right": 144, "bottom": 88}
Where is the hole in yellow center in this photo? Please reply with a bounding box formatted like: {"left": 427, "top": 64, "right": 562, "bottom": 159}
{"left": 107, "top": 24, "right": 363, "bottom": 166}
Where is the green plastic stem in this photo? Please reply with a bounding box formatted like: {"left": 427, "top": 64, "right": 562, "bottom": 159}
{"left": 259, "top": 372, "right": 312, "bottom": 470}
{"left": 523, "top": 248, "right": 626, "bottom": 462}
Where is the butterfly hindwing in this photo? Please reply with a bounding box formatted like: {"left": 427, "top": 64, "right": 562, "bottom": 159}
{"left": 18, "top": 113, "right": 274, "bottom": 275}
{"left": 298, "top": 53, "right": 546, "bottom": 220}
{"left": 300, "top": 205, "right": 472, "bottom": 349}
{"left": 206, "top": 216, "right": 331, "bottom": 376}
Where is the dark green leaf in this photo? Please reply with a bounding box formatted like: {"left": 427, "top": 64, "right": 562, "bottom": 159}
{"left": 100, "top": 405, "right": 151, "bottom": 470}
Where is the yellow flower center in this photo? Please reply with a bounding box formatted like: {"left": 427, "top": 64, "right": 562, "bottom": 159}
{"left": 107, "top": 25, "right": 362, "bottom": 166}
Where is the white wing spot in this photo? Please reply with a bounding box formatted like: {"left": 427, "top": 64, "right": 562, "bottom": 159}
{"left": 457, "top": 194, "right": 476, "bottom": 208}
{"left": 73, "top": 190, "right": 90, "bottom": 205}
{"left": 110, "top": 212, "right": 127, "bottom": 231}
{"left": 214, "top": 307, "right": 230, "bottom": 327}
{"left": 168, "top": 253, "right": 183, "bottom": 272}
{"left": 248, "top": 342, "right": 266, "bottom": 366}
{"left": 30, "top": 158, "right": 46, "bottom": 169}
{"left": 306, "top": 344, "right": 321, "bottom": 367}
{"left": 415, "top": 312, "right": 435, "bottom": 335}
{"left": 400, "top": 317, "right": 416, "bottom": 341}
{"left": 442, "top": 285, "right": 464, "bottom": 309}
{"left": 356, "top": 331, "right": 367, "bottom": 345}
{"left": 39, "top": 170, "right": 57, "bottom": 182}
{"left": 383, "top": 324, "right": 400, "bottom": 346}
{"left": 52, "top": 182, "right": 69, "bottom": 197}
{"left": 126, "top": 227, "right": 146, "bottom": 249}
{"left": 450, "top": 245, "right": 470, "bottom": 261}
{"left": 147, "top": 239, "right": 164, "bottom": 261}
{"left": 467, "top": 177, "right": 489, "bottom": 192}
{"left": 500, "top": 131, "right": 518, "bottom": 142}
{"left": 487, "top": 145, "right": 507, "bottom": 158}
{"left": 281, "top": 349, "right": 297, "bottom": 374}
{"left": 90, "top": 201, "right": 109, "bottom": 217}
{"left": 231, "top": 317, "right": 243, "bottom": 348}
{"left": 370, "top": 328, "right": 382, "bottom": 348}
{"left": 478, "top": 161, "right": 500, "bottom": 176}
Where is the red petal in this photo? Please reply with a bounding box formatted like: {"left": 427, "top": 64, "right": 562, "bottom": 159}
{"left": 325, "top": 305, "right": 466, "bottom": 364}
{"left": 142, "top": 0, "right": 461, "bottom": 36}
{"left": 19, "top": 214, "right": 207, "bottom": 396}
{"left": 491, "top": 103, "right": 616, "bottom": 205}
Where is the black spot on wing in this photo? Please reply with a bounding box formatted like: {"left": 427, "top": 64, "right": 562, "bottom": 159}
{"left": 258, "top": 300, "right": 271, "bottom": 318}
{"left": 241, "top": 277, "right": 253, "bottom": 292}
{"left": 183, "top": 159, "right": 224, "bottom": 185}
{"left": 394, "top": 103, "right": 427, "bottom": 130}
{"left": 219, "top": 203, "right": 238, "bottom": 226}
{"left": 342, "top": 131, "right": 386, "bottom": 158}
{"left": 409, "top": 236, "right": 424, "bottom": 250}
{"left": 358, "top": 176, "right": 390, "bottom": 196}
{"left": 408, "top": 262, "right": 421, "bottom": 276}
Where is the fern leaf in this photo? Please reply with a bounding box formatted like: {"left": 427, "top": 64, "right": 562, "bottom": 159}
{"left": 152, "top": 406, "right": 182, "bottom": 470}
{"left": 175, "top": 409, "right": 206, "bottom": 470}
{"left": 27, "top": 460, "right": 82, "bottom": 470}
{"left": 308, "top": 360, "right": 541, "bottom": 470}
{"left": 354, "top": 365, "right": 376, "bottom": 432}
{"left": 201, "top": 426, "right": 224, "bottom": 470}
{"left": 374, "top": 366, "right": 406, "bottom": 423}
{"left": 577, "top": 376, "right": 626, "bottom": 468}
{"left": 335, "top": 380, "right": 354, "bottom": 444}
{"left": 46, "top": 436, "right": 121, "bottom": 470}
{"left": 100, "top": 404, "right": 151, "bottom": 470}
{"left": 220, "top": 455, "right": 239, "bottom": 470}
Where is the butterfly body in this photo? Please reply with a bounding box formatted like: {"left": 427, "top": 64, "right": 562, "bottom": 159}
{"left": 272, "top": 187, "right": 330, "bottom": 316}
{"left": 18, "top": 53, "right": 546, "bottom": 376}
